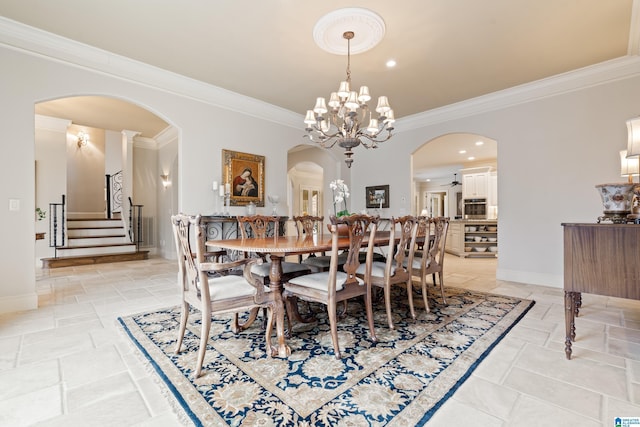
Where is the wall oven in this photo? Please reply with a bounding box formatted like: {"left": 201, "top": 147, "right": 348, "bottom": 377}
{"left": 463, "top": 198, "right": 487, "bottom": 219}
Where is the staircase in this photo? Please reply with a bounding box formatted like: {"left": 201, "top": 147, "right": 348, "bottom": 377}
{"left": 41, "top": 217, "right": 148, "bottom": 268}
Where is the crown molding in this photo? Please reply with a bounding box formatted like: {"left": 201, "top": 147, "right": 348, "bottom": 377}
{"left": 34, "top": 114, "right": 71, "bottom": 132}
{"left": 0, "top": 17, "right": 301, "bottom": 129}
{"left": 397, "top": 56, "right": 640, "bottom": 132}
{"left": 154, "top": 126, "right": 179, "bottom": 149}
{"left": 133, "top": 136, "right": 157, "bottom": 150}
{"left": 7, "top": 17, "right": 640, "bottom": 136}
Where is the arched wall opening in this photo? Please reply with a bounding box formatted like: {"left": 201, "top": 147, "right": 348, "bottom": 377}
{"left": 33, "top": 95, "right": 179, "bottom": 264}
{"left": 412, "top": 133, "right": 497, "bottom": 219}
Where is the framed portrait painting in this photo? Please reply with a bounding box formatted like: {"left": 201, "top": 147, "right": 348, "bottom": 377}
{"left": 365, "top": 185, "right": 390, "bottom": 209}
{"left": 222, "top": 149, "right": 265, "bottom": 206}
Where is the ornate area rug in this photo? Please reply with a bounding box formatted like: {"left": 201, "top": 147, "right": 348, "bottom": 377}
{"left": 118, "top": 287, "right": 534, "bottom": 426}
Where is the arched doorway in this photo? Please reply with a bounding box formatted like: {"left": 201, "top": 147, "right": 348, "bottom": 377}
{"left": 287, "top": 145, "right": 344, "bottom": 229}
{"left": 34, "top": 95, "right": 177, "bottom": 266}
{"left": 412, "top": 133, "right": 498, "bottom": 271}
{"left": 412, "top": 133, "right": 497, "bottom": 218}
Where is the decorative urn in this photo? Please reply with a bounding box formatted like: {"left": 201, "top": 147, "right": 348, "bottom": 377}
{"left": 595, "top": 183, "right": 635, "bottom": 223}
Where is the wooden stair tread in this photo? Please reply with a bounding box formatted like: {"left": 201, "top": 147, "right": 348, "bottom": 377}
{"left": 41, "top": 251, "right": 149, "bottom": 268}
{"left": 68, "top": 235, "right": 126, "bottom": 239}
{"left": 67, "top": 227, "right": 123, "bottom": 230}
{"left": 67, "top": 218, "right": 118, "bottom": 221}
{"left": 56, "top": 243, "right": 136, "bottom": 249}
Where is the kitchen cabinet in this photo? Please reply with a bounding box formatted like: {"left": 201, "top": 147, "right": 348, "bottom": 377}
{"left": 445, "top": 220, "right": 497, "bottom": 258}
{"left": 462, "top": 171, "right": 488, "bottom": 198}
{"left": 488, "top": 171, "right": 498, "bottom": 206}
{"left": 445, "top": 221, "right": 463, "bottom": 255}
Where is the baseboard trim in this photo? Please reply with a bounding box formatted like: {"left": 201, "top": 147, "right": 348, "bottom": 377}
{"left": 496, "top": 268, "right": 562, "bottom": 289}
{"left": 0, "top": 292, "right": 38, "bottom": 314}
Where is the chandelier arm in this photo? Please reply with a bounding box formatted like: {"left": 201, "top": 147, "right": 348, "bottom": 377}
{"left": 357, "top": 129, "right": 393, "bottom": 146}
{"left": 311, "top": 123, "right": 341, "bottom": 140}
{"left": 304, "top": 134, "right": 340, "bottom": 149}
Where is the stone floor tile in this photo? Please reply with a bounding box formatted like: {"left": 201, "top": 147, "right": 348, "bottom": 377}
{"left": 0, "top": 358, "right": 60, "bottom": 401}
{"left": 507, "top": 395, "right": 601, "bottom": 426}
{"left": 0, "top": 385, "right": 62, "bottom": 427}
{"left": 60, "top": 345, "right": 128, "bottom": 388}
{"left": 452, "top": 375, "right": 520, "bottom": 420}
{"left": 504, "top": 366, "right": 602, "bottom": 419}
{"left": 0, "top": 255, "right": 637, "bottom": 426}
{"left": 66, "top": 372, "right": 137, "bottom": 411}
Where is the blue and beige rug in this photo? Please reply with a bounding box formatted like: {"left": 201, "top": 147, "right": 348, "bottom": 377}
{"left": 118, "top": 287, "right": 534, "bottom": 426}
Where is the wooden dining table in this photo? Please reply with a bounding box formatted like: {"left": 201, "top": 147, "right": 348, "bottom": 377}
{"left": 207, "top": 231, "right": 393, "bottom": 358}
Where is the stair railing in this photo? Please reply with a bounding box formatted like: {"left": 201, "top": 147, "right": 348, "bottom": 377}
{"left": 48, "top": 194, "right": 66, "bottom": 258}
{"left": 105, "top": 171, "right": 123, "bottom": 219}
{"left": 128, "top": 197, "right": 144, "bottom": 251}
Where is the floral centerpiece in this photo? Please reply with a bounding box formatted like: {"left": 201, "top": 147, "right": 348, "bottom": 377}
{"left": 330, "top": 179, "right": 350, "bottom": 217}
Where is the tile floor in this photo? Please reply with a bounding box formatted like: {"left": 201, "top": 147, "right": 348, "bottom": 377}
{"left": 0, "top": 255, "right": 638, "bottom": 426}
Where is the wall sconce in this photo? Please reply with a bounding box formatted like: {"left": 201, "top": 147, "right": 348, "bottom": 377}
{"left": 76, "top": 130, "right": 90, "bottom": 147}
{"left": 160, "top": 174, "right": 171, "bottom": 188}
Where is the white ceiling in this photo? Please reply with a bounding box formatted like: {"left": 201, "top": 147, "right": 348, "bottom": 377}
{"left": 6, "top": 1, "right": 638, "bottom": 179}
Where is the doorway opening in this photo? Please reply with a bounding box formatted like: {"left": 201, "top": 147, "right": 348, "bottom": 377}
{"left": 34, "top": 95, "right": 177, "bottom": 267}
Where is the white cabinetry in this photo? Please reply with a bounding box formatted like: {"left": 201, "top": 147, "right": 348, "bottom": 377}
{"left": 445, "top": 221, "right": 463, "bottom": 255}
{"left": 488, "top": 171, "right": 498, "bottom": 206}
{"left": 462, "top": 172, "right": 489, "bottom": 199}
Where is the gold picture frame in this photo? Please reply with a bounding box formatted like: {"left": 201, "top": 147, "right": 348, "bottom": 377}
{"left": 222, "top": 149, "right": 265, "bottom": 206}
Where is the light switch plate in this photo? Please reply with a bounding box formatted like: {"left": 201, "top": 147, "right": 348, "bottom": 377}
{"left": 9, "top": 199, "right": 20, "bottom": 211}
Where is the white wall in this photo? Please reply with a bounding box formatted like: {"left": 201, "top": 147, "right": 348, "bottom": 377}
{"left": 66, "top": 125, "right": 105, "bottom": 214}
{"left": 34, "top": 117, "right": 69, "bottom": 263}
{"left": 157, "top": 128, "right": 179, "bottom": 259}
{"left": 352, "top": 67, "right": 640, "bottom": 287}
{"left": 0, "top": 43, "right": 303, "bottom": 312}
{"left": 3, "top": 24, "right": 640, "bottom": 313}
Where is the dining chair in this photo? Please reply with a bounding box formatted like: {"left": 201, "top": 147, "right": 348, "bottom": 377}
{"left": 357, "top": 215, "right": 419, "bottom": 329}
{"left": 237, "top": 215, "right": 312, "bottom": 284}
{"left": 407, "top": 216, "right": 450, "bottom": 312}
{"left": 292, "top": 214, "right": 343, "bottom": 272}
{"left": 292, "top": 214, "right": 324, "bottom": 262}
{"left": 235, "top": 215, "right": 313, "bottom": 330}
{"left": 171, "top": 213, "right": 274, "bottom": 378}
{"left": 283, "top": 214, "right": 379, "bottom": 359}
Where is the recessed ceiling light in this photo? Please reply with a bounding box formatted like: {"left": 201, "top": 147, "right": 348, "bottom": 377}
{"left": 426, "top": 178, "right": 431, "bottom": 182}
{"left": 459, "top": 150, "right": 466, "bottom": 154}
{"left": 386, "top": 59, "right": 396, "bottom": 68}
{"left": 475, "top": 141, "right": 484, "bottom": 146}
{"left": 468, "top": 156, "right": 475, "bottom": 161}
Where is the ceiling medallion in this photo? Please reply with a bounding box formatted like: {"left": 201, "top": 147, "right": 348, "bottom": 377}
{"left": 313, "top": 8, "right": 386, "bottom": 55}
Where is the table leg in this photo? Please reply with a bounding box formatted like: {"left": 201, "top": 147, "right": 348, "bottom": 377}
{"left": 268, "top": 255, "right": 291, "bottom": 358}
{"left": 564, "top": 291, "right": 576, "bottom": 360}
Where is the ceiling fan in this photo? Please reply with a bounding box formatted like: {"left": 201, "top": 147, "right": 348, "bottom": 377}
{"left": 442, "top": 173, "right": 462, "bottom": 187}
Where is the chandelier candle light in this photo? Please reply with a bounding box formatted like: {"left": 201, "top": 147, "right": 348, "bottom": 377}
{"left": 304, "top": 31, "right": 395, "bottom": 168}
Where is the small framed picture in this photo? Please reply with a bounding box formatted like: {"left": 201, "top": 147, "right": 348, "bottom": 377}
{"left": 366, "top": 185, "right": 390, "bottom": 208}
{"left": 222, "top": 149, "right": 265, "bottom": 206}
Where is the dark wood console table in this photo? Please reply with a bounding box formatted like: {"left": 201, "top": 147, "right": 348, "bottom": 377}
{"left": 562, "top": 223, "right": 640, "bottom": 359}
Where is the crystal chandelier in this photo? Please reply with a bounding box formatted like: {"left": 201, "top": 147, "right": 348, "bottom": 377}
{"left": 304, "top": 31, "right": 395, "bottom": 168}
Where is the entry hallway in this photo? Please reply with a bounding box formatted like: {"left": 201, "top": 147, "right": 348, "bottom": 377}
{"left": 1, "top": 254, "right": 639, "bottom": 426}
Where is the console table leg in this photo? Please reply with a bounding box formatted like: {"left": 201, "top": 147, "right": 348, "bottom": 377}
{"left": 564, "top": 291, "right": 576, "bottom": 359}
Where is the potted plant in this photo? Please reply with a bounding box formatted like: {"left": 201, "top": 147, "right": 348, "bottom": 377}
{"left": 329, "top": 179, "right": 350, "bottom": 235}
{"left": 35, "top": 207, "right": 46, "bottom": 221}
{"left": 329, "top": 179, "right": 350, "bottom": 217}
